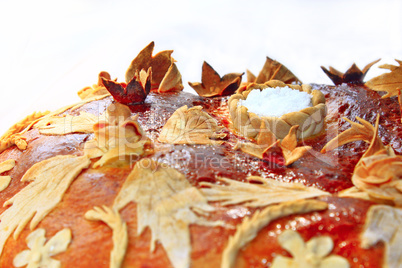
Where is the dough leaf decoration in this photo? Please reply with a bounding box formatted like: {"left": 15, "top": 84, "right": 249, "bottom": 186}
{"left": 84, "top": 103, "right": 153, "bottom": 167}
{"left": 221, "top": 200, "right": 328, "bottom": 268}
{"left": 353, "top": 147, "right": 402, "bottom": 206}
{"left": 77, "top": 71, "right": 111, "bottom": 100}
{"left": 321, "top": 59, "right": 380, "bottom": 85}
{"left": 366, "top": 59, "right": 402, "bottom": 98}
{"left": 321, "top": 116, "right": 380, "bottom": 153}
{"left": 361, "top": 205, "right": 402, "bottom": 268}
{"left": 235, "top": 124, "right": 312, "bottom": 166}
{"left": 159, "top": 61, "right": 184, "bottom": 93}
{"left": 158, "top": 105, "right": 226, "bottom": 145}
{"left": 0, "top": 92, "right": 110, "bottom": 154}
{"left": 125, "top": 41, "right": 183, "bottom": 92}
{"left": 0, "top": 159, "right": 15, "bottom": 174}
{"left": 233, "top": 120, "right": 277, "bottom": 159}
{"left": 0, "top": 159, "right": 16, "bottom": 192}
{"left": 113, "top": 159, "right": 224, "bottom": 268}
{"left": 188, "top": 61, "right": 244, "bottom": 97}
{"left": 102, "top": 68, "right": 152, "bottom": 105}
{"left": 85, "top": 206, "right": 128, "bottom": 268}
{"left": 322, "top": 115, "right": 402, "bottom": 206}
{"left": 247, "top": 56, "right": 301, "bottom": 84}
{"left": 0, "top": 111, "right": 50, "bottom": 154}
{"left": 200, "top": 176, "right": 329, "bottom": 207}
{"left": 0, "top": 155, "right": 90, "bottom": 257}
{"left": 34, "top": 112, "right": 99, "bottom": 135}
{"left": 399, "top": 90, "right": 402, "bottom": 123}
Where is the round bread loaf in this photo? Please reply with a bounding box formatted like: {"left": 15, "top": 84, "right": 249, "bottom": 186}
{"left": 0, "top": 45, "right": 401, "bottom": 268}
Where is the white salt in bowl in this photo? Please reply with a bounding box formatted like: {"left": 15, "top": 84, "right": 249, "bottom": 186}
{"left": 228, "top": 80, "right": 326, "bottom": 140}
{"left": 238, "top": 86, "right": 312, "bottom": 118}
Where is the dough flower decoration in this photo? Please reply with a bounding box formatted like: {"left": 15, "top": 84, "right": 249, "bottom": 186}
{"left": 125, "top": 41, "right": 183, "bottom": 93}
{"left": 84, "top": 103, "right": 153, "bottom": 167}
{"left": 102, "top": 68, "right": 152, "bottom": 105}
{"left": 229, "top": 80, "right": 326, "bottom": 140}
{"left": 321, "top": 59, "right": 380, "bottom": 85}
{"left": 246, "top": 56, "right": 301, "bottom": 84}
{"left": 365, "top": 59, "right": 402, "bottom": 98}
{"left": 77, "top": 71, "right": 111, "bottom": 100}
{"left": 271, "top": 230, "right": 350, "bottom": 268}
{"left": 13, "top": 228, "right": 72, "bottom": 268}
{"left": 322, "top": 115, "right": 402, "bottom": 206}
{"left": 235, "top": 121, "right": 312, "bottom": 166}
{"left": 188, "top": 61, "right": 244, "bottom": 97}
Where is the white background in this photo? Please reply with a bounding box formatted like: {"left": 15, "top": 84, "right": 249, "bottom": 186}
{"left": 1, "top": 0, "right": 401, "bottom": 135}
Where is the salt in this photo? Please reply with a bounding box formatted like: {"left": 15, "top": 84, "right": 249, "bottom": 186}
{"left": 238, "top": 86, "right": 312, "bottom": 117}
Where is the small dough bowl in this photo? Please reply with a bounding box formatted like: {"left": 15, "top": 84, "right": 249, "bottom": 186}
{"left": 229, "top": 80, "right": 326, "bottom": 140}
